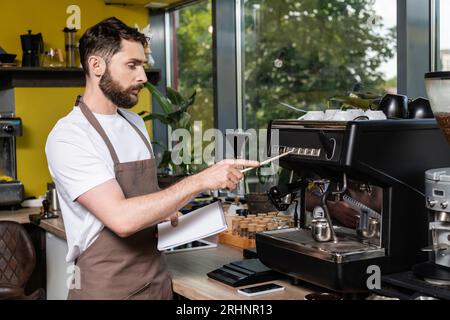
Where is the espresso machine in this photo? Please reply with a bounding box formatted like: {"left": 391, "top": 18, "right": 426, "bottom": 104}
{"left": 255, "top": 117, "right": 450, "bottom": 295}
{"left": 0, "top": 117, "right": 24, "bottom": 208}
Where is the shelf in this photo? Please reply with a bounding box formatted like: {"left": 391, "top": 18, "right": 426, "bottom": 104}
{"left": 0, "top": 67, "right": 160, "bottom": 89}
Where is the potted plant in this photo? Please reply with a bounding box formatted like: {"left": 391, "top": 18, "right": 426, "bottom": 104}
{"left": 140, "top": 82, "right": 197, "bottom": 188}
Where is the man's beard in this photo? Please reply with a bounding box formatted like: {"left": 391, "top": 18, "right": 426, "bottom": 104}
{"left": 99, "top": 68, "right": 144, "bottom": 109}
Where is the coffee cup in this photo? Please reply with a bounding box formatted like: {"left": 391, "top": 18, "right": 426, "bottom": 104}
{"left": 347, "top": 109, "right": 365, "bottom": 120}
{"left": 324, "top": 109, "right": 340, "bottom": 121}
{"left": 332, "top": 111, "right": 354, "bottom": 121}
{"left": 408, "top": 97, "right": 434, "bottom": 119}
{"left": 365, "top": 110, "right": 387, "bottom": 120}
{"left": 379, "top": 94, "right": 409, "bottom": 119}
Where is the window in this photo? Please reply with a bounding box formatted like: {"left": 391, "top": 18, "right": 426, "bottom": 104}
{"left": 168, "top": 0, "right": 214, "bottom": 169}
{"left": 169, "top": 0, "right": 213, "bottom": 130}
{"left": 240, "top": 0, "right": 398, "bottom": 130}
{"left": 439, "top": 0, "right": 450, "bottom": 70}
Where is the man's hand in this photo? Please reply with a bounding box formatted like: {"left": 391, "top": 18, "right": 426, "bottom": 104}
{"left": 163, "top": 212, "right": 182, "bottom": 227}
{"left": 327, "top": 201, "right": 358, "bottom": 228}
{"left": 194, "top": 159, "right": 259, "bottom": 192}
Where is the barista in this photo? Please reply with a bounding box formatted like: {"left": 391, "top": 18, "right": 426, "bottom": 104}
{"left": 45, "top": 17, "right": 259, "bottom": 300}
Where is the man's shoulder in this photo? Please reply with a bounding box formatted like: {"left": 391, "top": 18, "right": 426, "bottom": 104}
{"left": 118, "top": 108, "right": 145, "bottom": 125}
{"left": 47, "top": 109, "right": 90, "bottom": 145}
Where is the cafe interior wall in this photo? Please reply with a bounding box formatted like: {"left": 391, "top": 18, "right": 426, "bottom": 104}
{"left": 0, "top": 0, "right": 153, "bottom": 198}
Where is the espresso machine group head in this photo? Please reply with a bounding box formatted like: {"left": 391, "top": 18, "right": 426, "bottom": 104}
{"left": 256, "top": 118, "right": 450, "bottom": 294}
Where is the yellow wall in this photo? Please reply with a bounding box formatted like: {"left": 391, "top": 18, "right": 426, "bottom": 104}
{"left": 0, "top": 0, "right": 152, "bottom": 197}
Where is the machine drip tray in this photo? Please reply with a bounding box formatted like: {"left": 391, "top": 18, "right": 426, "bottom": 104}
{"left": 260, "top": 229, "right": 385, "bottom": 263}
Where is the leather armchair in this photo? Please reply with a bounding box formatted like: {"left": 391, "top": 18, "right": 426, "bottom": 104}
{"left": 0, "top": 221, "right": 45, "bottom": 300}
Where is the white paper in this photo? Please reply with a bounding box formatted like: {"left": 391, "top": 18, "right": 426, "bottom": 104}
{"left": 157, "top": 201, "right": 227, "bottom": 251}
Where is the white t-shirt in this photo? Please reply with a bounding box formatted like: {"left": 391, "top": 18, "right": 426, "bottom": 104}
{"left": 45, "top": 106, "right": 154, "bottom": 262}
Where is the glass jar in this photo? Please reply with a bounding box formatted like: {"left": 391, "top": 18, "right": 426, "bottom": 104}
{"left": 257, "top": 224, "right": 267, "bottom": 231}
{"left": 232, "top": 217, "right": 244, "bottom": 235}
{"left": 239, "top": 221, "right": 249, "bottom": 238}
{"left": 256, "top": 225, "right": 266, "bottom": 233}
{"left": 248, "top": 224, "right": 257, "bottom": 240}
{"left": 267, "top": 222, "right": 277, "bottom": 231}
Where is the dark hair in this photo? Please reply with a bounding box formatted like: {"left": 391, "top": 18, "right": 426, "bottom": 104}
{"left": 79, "top": 17, "right": 148, "bottom": 75}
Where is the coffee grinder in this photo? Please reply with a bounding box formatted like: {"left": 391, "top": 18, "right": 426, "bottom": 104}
{"left": 413, "top": 72, "right": 450, "bottom": 285}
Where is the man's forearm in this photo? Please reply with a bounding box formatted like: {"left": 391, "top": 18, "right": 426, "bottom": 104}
{"left": 115, "top": 175, "right": 203, "bottom": 236}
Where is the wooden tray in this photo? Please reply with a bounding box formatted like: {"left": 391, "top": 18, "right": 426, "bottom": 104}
{"left": 218, "top": 231, "right": 256, "bottom": 249}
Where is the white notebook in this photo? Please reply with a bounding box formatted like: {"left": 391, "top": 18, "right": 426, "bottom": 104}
{"left": 157, "top": 201, "right": 227, "bottom": 251}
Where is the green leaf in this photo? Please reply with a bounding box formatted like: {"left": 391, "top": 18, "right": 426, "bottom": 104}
{"left": 142, "top": 113, "right": 173, "bottom": 126}
{"left": 179, "top": 112, "right": 192, "bottom": 128}
{"left": 328, "top": 96, "right": 375, "bottom": 110}
{"left": 167, "top": 87, "right": 186, "bottom": 107}
{"left": 158, "top": 150, "right": 173, "bottom": 170}
{"left": 351, "top": 91, "right": 382, "bottom": 100}
{"left": 179, "top": 90, "right": 197, "bottom": 113}
{"left": 144, "top": 82, "right": 174, "bottom": 114}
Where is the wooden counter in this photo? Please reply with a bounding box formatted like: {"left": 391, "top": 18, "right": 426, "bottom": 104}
{"left": 0, "top": 207, "right": 40, "bottom": 224}
{"left": 0, "top": 207, "right": 66, "bottom": 239}
{"left": 166, "top": 244, "right": 317, "bottom": 300}
{"left": 1, "top": 208, "right": 317, "bottom": 300}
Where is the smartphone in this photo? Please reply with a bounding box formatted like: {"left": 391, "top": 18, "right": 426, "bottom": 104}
{"left": 237, "top": 283, "right": 285, "bottom": 297}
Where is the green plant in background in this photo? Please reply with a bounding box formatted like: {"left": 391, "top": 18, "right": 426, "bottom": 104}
{"left": 140, "top": 82, "right": 197, "bottom": 175}
{"left": 328, "top": 91, "right": 383, "bottom": 110}
{"left": 328, "top": 90, "right": 383, "bottom": 110}
{"left": 242, "top": 0, "right": 396, "bottom": 130}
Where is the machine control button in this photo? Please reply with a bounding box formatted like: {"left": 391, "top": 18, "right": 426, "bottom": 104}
{"left": 427, "top": 198, "right": 438, "bottom": 208}
{"left": 2, "top": 125, "right": 14, "bottom": 134}
{"left": 441, "top": 202, "right": 448, "bottom": 210}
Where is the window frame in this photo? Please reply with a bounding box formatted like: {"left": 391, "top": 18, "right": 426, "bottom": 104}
{"left": 149, "top": 0, "right": 434, "bottom": 151}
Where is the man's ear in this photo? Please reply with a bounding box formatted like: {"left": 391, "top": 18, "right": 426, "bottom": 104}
{"left": 88, "top": 56, "right": 106, "bottom": 77}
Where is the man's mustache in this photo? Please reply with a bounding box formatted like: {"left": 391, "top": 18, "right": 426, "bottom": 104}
{"left": 129, "top": 84, "right": 144, "bottom": 91}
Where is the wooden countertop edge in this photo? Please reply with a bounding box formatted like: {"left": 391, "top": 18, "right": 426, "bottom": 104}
{"left": 165, "top": 245, "right": 315, "bottom": 300}
{"left": 2, "top": 210, "right": 315, "bottom": 300}
{"left": 38, "top": 218, "right": 66, "bottom": 240}
{"left": 0, "top": 208, "right": 66, "bottom": 239}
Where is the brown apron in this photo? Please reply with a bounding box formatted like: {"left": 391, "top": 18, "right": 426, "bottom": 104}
{"left": 68, "top": 96, "right": 173, "bottom": 300}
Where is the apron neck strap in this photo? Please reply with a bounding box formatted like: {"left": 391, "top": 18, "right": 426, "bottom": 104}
{"left": 76, "top": 96, "right": 155, "bottom": 162}
{"left": 117, "top": 109, "right": 154, "bottom": 158}
{"left": 76, "top": 96, "right": 121, "bottom": 165}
